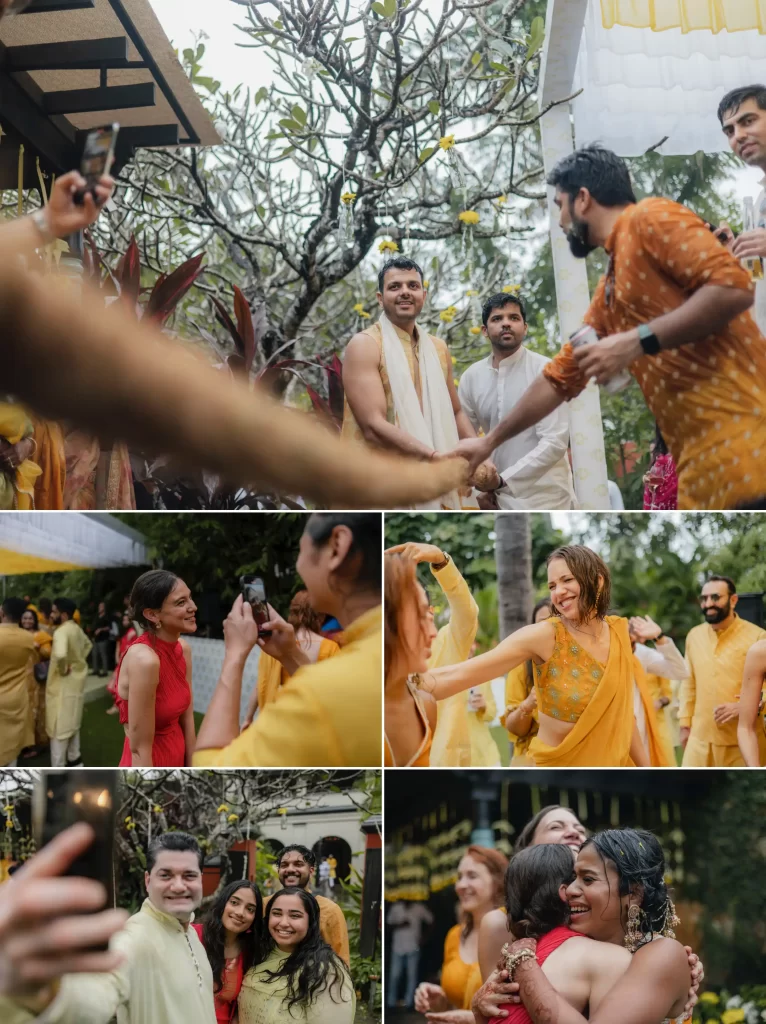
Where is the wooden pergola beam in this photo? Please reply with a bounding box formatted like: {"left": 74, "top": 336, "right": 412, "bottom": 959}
{"left": 2, "top": 37, "right": 133, "bottom": 71}
{"left": 42, "top": 81, "right": 155, "bottom": 115}
{"left": 21, "top": 0, "right": 96, "bottom": 11}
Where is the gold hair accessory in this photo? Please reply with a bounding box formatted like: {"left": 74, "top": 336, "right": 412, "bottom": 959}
{"left": 624, "top": 903, "right": 644, "bottom": 953}
{"left": 661, "top": 898, "right": 681, "bottom": 939}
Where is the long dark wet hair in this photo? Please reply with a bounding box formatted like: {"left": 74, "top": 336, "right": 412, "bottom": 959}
{"left": 201, "top": 880, "right": 264, "bottom": 993}
{"left": 264, "top": 887, "right": 350, "bottom": 1012}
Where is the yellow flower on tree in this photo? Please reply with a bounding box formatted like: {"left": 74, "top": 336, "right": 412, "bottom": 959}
{"left": 470, "top": 326, "right": 482, "bottom": 335}
{"left": 439, "top": 305, "right": 458, "bottom": 323}
{"left": 217, "top": 804, "right": 229, "bottom": 814}
{"left": 341, "top": 191, "right": 357, "bottom": 205}
{"left": 502, "top": 283, "right": 521, "bottom": 294}
{"left": 228, "top": 813, "right": 240, "bottom": 823}
{"left": 466, "top": 289, "right": 478, "bottom": 297}
{"left": 379, "top": 239, "right": 399, "bottom": 254}
{"left": 699, "top": 994, "right": 720, "bottom": 1005}
{"left": 439, "top": 135, "right": 455, "bottom": 151}
{"left": 353, "top": 302, "right": 371, "bottom": 319}
{"left": 722, "top": 1010, "right": 746, "bottom": 1024}
{"left": 153, "top": 805, "right": 162, "bottom": 814}
{"left": 423, "top": 279, "right": 430, "bottom": 288}
{"left": 458, "top": 210, "right": 480, "bottom": 225}
{"left": 497, "top": 195, "right": 507, "bottom": 204}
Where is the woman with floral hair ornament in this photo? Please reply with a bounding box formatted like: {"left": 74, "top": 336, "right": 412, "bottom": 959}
{"left": 473, "top": 829, "right": 700, "bottom": 1024}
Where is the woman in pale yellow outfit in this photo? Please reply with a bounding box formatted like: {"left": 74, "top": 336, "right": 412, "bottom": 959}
{"left": 0, "top": 403, "right": 40, "bottom": 510}
{"left": 384, "top": 551, "right": 438, "bottom": 766}
{"left": 413, "top": 846, "right": 508, "bottom": 1024}
{"left": 238, "top": 888, "right": 354, "bottom": 1024}
{"left": 502, "top": 598, "right": 552, "bottom": 766}
{"left": 242, "top": 591, "right": 339, "bottom": 728}
{"left": 416, "top": 547, "right": 649, "bottom": 768}
{"left": 20, "top": 607, "right": 51, "bottom": 752}
{"left": 386, "top": 541, "right": 480, "bottom": 766}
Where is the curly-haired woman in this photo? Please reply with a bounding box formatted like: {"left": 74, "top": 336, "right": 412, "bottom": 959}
{"left": 238, "top": 887, "right": 354, "bottom": 1024}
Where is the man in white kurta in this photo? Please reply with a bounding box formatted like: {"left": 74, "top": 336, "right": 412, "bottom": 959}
{"left": 458, "top": 293, "right": 574, "bottom": 510}
{"left": 718, "top": 86, "right": 766, "bottom": 334}
{"left": 45, "top": 598, "right": 92, "bottom": 767}
{"left": 1, "top": 833, "right": 216, "bottom": 1024}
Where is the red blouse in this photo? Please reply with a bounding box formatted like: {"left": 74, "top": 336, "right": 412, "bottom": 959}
{"left": 115, "top": 633, "right": 190, "bottom": 767}
{"left": 192, "top": 923, "right": 245, "bottom": 1024}
{"left": 489, "top": 926, "right": 581, "bottom": 1024}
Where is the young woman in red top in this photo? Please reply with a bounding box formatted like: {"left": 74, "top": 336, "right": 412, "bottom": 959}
{"left": 114, "top": 570, "right": 197, "bottom": 767}
{"left": 193, "top": 880, "right": 263, "bottom": 1024}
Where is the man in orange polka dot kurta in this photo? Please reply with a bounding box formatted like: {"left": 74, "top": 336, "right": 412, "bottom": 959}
{"left": 452, "top": 145, "right": 766, "bottom": 510}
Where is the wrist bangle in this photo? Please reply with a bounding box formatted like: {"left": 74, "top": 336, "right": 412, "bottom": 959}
{"left": 30, "top": 207, "right": 56, "bottom": 246}
{"left": 502, "top": 945, "right": 537, "bottom": 980}
{"left": 431, "top": 554, "right": 450, "bottom": 572}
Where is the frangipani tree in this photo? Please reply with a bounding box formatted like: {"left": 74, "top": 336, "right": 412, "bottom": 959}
{"left": 99, "top": 0, "right": 567, "bottom": 375}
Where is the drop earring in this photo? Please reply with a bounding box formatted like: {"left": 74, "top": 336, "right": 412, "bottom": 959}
{"left": 624, "top": 903, "right": 643, "bottom": 953}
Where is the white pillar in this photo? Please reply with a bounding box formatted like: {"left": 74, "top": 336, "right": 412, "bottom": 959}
{"left": 540, "top": 107, "right": 610, "bottom": 510}
{"left": 539, "top": 0, "right": 610, "bottom": 510}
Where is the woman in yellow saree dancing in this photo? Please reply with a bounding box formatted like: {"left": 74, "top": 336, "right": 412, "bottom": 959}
{"left": 415, "top": 546, "right": 648, "bottom": 767}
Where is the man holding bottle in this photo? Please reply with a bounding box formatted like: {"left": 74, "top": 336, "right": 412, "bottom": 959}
{"left": 451, "top": 144, "right": 766, "bottom": 510}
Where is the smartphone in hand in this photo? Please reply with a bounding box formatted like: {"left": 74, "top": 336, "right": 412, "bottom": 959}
{"left": 74, "top": 124, "right": 119, "bottom": 206}
{"left": 32, "top": 770, "right": 117, "bottom": 948}
{"left": 240, "top": 575, "right": 272, "bottom": 638}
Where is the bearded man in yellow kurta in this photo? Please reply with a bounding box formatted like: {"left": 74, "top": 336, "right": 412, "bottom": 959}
{"left": 46, "top": 597, "right": 92, "bottom": 768}
{"left": 681, "top": 575, "right": 766, "bottom": 767}
{"left": 452, "top": 145, "right": 766, "bottom": 510}
{"left": 342, "top": 257, "right": 496, "bottom": 509}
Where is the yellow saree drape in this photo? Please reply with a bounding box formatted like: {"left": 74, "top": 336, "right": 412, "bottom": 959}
{"left": 529, "top": 616, "right": 635, "bottom": 767}
{"left": 29, "top": 414, "right": 66, "bottom": 510}
{"left": 0, "top": 403, "right": 41, "bottom": 510}
{"left": 601, "top": 0, "right": 766, "bottom": 33}
{"left": 633, "top": 655, "right": 674, "bottom": 767}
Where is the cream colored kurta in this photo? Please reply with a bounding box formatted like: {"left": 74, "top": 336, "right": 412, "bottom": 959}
{"left": 0, "top": 624, "right": 36, "bottom": 764}
{"left": 1, "top": 899, "right": 216, "bottom": 1024}
{"left": 238, "top": 946, "right": 355, "bottom": 1024}
{"left": 45, "top": 619, "right": 93, "bottom": 741}
{"left": 427, "top": 558, "right": 479, "bottom": 767}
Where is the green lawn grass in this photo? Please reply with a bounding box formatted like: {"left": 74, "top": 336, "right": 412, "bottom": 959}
{"left": 23, "top": 693, "right": 205, "bottom": 768}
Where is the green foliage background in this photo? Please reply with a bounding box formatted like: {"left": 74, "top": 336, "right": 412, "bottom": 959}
{"left": 386, "top": 512, "right": 766, "bottom": 650}
{"left": 3, "top": 513, "right": 306, "bottom": 636}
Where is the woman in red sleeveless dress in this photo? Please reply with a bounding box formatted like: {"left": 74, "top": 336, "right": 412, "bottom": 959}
{"left": 193, "top": 880, "right": 263, "bottom": 1023}
{"left": 115, "top": 570, "right": 197, "bottom": 767}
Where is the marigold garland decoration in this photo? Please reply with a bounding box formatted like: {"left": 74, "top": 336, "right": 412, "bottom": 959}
{"left": 379, "top": 239, "right": 399, "bottom": 253}
{"left": 458, "top": 210, "right": 480, "bottom": 225}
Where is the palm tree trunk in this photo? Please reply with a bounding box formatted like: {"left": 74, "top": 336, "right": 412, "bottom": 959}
{"left": 495, "top": 513, "right": 533, "bottom": 640}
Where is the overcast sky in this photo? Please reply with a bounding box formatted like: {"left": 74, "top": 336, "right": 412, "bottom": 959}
{"left": 148, "top": 0, "right": 760, "bottom": 203}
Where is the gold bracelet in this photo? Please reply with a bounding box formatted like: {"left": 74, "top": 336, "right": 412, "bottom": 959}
{"left": 503, "top": 945, "right": 537, "bottom": 980}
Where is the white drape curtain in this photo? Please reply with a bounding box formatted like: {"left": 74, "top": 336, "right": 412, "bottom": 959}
{"left": 572, "top": 0, "right": 766, "bottom": 155}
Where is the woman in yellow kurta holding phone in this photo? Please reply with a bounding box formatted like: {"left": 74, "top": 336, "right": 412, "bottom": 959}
{"left": 416, "top": 546, "right": 648, "bottom": 768}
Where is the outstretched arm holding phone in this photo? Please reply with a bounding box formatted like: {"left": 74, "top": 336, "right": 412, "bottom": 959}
{"left": 195, "top": 597, "right": 311, "bottom": 752}
{"left": 0, "top": 823, "right": 129, "bottom": 1024}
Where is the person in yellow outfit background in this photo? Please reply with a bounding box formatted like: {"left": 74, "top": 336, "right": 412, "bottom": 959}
{"left": 45, "top": 597, "right": 92, "bottom": 768}
{"left": 0, "top": 403, "right": 40, "bottom": 510}
{"left": 502, "top": 598, "right": 552, "bottom": 766}
{"left": 0, "top": 598, "right": 36, "bottom": 767}
{"left": 241, "top": 590, "right": 339, "bottom": 728}
{"left": 681, "top": 575, "right": 766, "bottom": 767}
{"left": 385, "top": 541, "right": 479, "bottom": 766}
{"left": 194, "top": 514, "right": 381, "bottom": 767}
{"left": 267, "top": 845, "right": 349, "bottom": 965}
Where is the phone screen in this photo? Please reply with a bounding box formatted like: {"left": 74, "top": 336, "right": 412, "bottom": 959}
{"left": 240, "top": 575, "right": 271, "bottom": 637}
{"left": 75, "top": 124, "right": 119, "bottom": 205}
{"left": 33, "top": 770, "right": 117, "bottom": 944}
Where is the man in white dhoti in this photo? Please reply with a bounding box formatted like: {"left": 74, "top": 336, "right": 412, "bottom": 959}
{"left": 458, "top": 293, "right": 575, "bottom": 510}
{"left": 341, "top": 257, "right": 498, "bottom": 509}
